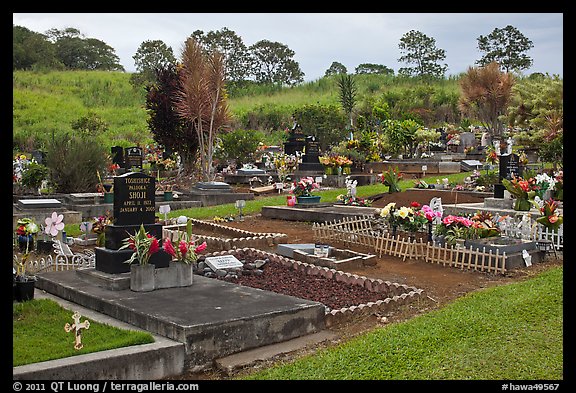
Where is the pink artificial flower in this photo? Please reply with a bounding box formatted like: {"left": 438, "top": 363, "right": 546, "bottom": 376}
{"left": 548, "top": 215, "right": 558, "bottom": 224}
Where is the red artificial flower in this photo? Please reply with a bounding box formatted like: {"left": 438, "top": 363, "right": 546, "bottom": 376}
{"left": 410, "top": 201, "right": 421, "bottom": 208}
{"left": 178, "top": 240, "right": 189, "bottom": 257}
{"left": 149, "top": 237, "right": 160, "bottom": 255}
{"left": 548, "top": 215, "right": 559, "bottom": 224}
{"left": 163, "top": 238, "right": 176, "bottom": 258}
{"left": 194, "top": 241, "right": 207, "bottom": 254}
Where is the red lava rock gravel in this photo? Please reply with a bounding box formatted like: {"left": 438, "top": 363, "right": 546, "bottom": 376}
{"left": 211, "top": 257, "right": 386, "bottom": 310}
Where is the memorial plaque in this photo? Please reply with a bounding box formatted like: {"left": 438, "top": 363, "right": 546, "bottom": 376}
{"left": 205, "top": 255, "right": 244, "bottom": 270}
{"left": 113, "top": 172, "right": 156, "bottom": 225}
{"left": 124, "top": 146, "right": 143, "bottom": 169}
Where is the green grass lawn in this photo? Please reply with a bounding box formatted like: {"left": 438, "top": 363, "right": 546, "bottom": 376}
{"left": 13, "top": 298, "right": 155, "bottom": 366}
{"left": 241, "top": 266, "right": 563, "bottom": 380}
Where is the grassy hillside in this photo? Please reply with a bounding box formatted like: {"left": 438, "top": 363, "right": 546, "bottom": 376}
{"left": 13, "top": 70, "right": 461, "bottom": 153}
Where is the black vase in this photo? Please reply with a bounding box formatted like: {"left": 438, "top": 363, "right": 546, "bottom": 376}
{"left": 14, "top": 280, "right": 35, "bottom": 302}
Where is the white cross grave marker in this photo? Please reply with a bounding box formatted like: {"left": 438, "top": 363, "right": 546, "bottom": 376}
{"left": 64, "top": 311, "right": 90, "bottom": 350}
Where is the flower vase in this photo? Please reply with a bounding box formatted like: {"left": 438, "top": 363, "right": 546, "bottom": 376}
{"left": 324, "top": 166, "right": 333, "bottom": 175}
{"left": 14, "top": 279, "right": 35, "bottom": 302}
{"left": 514, "top": 198, "right": 532, "bottom": 211}
{"left": 103, "top": 192, "right": 114, "bottom": 203}
{"left": 296, "top": 195, "right": 321, "bottom": 204}
{"left": 163, "top": 191, "right": 173, "bottom": 201}
{"left": 342, "top": 166, "right": 351, "bottom": 175}
{"left": 130, "top": 264, "right": 156, "bottom": 292}
{"left": 337, "top": 166, "right": 343, "bottom": 175}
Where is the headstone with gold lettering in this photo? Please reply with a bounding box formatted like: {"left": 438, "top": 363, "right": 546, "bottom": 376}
{"left": 95, "top": 172, "right": 170, "bottom": 274}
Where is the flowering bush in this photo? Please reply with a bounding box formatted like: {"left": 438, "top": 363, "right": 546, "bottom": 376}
{"left": 536, "top": 199, "right": 563, "bottom": 231}
{"left": 379, "top": 167, "right": 402, "bottom": 193}
{"left": 420, "top": 204, "right": 442, "bottom": 223}
{"left": 119, "top": 224, "right": 160, "bottom": 265}
{"left": 290, "top": 177, "right": 320, "bottom": 197}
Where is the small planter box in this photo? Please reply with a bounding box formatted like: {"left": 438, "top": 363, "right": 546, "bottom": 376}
{"left": 130, "top": 261, "right": 194, "bottom": 292}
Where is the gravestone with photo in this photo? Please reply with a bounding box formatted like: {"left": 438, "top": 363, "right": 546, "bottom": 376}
{"left": 95, "top": 172, "right": 170, "bottom": 274}
{"left": 124, "top": 146, "right": 143, "bottom": 170}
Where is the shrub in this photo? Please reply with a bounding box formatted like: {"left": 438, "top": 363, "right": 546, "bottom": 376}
{"left": 45, "top": 133, "right": 108, "bottom": 193}
{"left": 21, "top": 161, "right": 49, "bottom": 190}
{"left": 215, "top": 129, "right": 266, "bottom": 167}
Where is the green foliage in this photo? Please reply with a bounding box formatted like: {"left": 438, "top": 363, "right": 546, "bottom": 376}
{"left": 355, "top": 63, "right": 394, "bottom": 75}
{"left": 476, "top": 25, "right": 534, "bottom": 73}
{"left": 506, "top": 74, "right": 563, "bottom": 131}
{"left": 292, "top": 104, "right": 348, "bottom": 151}
{"left": 249, "top": 40, "right": 305, "bottom": 85}
{"left": 21, "top": 161, "right": 49, "bottom": 190}
{"left": 13, "top": 299, "right": 154, "bottom": 366}
{"left": 397, "top": 30, "right": 448, "bottom": 79}
{"left": 324, "top": 61, "right": 347, "bottom": 76}
{"left": 70, "top": 111, "right": 109, "bottom": 137}
{"left": 337, "top": 73, "right": 357, "bottom": 128}
{"left": 45, "top": 133, "right": 109, "bottom": 193}
{"left": 215, "top": 129, "right": 266, "bottom": 166}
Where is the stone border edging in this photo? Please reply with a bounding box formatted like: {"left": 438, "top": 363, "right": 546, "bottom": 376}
{"left": 163, "top": 219, "right": 288, "bottom": 251}
{"left": 201, "top": 247, "right": 427, "bottom": 328}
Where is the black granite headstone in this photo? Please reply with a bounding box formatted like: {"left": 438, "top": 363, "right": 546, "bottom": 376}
{"left": 124, "top": 146, "right": 143, "bottom": 169}
{"left": 113, "top": 172, "right": 156, "bottom": 225}
{"left": 283, "top": 123, "right": 306, "bottom": 155}
{"left": 302, "top": 136, "right": 320, "bottom": 164}
{"left": 111, "top": 146, "right": 125, "bottom": 168}
{"left": 494, "top": 153, "right": 523, "bottom": 198}
{"left": 96, "top": 171, "right": 169, "bottom": 274}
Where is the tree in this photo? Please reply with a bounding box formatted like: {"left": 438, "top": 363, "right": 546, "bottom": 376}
{"left": 337, "top": 74, "right": 357, "bottom": 131}
{"left": 249, "top": 40, "right": 305, "bottom": 85}
{"left": 131, "top": 40, "right": 176, "bottom": 88}
{"left": 13, "top": 25, "right": 62, "bottom": 70}
{"left": 173, "top": 37, "right": 231, "bottom": 181}
{"left": 192, "top": 28, "right": 251, "bottom": 84}
{"left": 45, "top": 27, "right": 123, "bottom": 71}
{"left": 325, "top": 61, "right": 347, "bottom": 76}
{"left": 355, "top": 63, "right": 394, "bottom": 75}
{"left": 145, "top": 65, "right": 198, "bottom": 170}
{"left": 458, "top": 62, "right": 514, "bottom": 138}
{"left": 397, "top": 30, "right": 447, "bottom": 79}
{"left": 476, "top": 25, "right": 534, "bottom": 73}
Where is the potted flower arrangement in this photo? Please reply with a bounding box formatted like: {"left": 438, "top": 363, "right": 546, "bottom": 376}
{"left": 319, "top": 155, "right": 335, "bottom": 175}
{"left": 394, "top": 202, "right": 429, "bottom": 235}
{"left": 15, "top": 217, "right": 39, "bottom": 252}
{"left": 379, "top": 167, "right": 403, "bottom": 193}
{"left": 92, "top": 213, "right": 112, "bottom": 247}
{"left": 501, "top": 175, "right": 539, "bottom": 211}
{"left": 13, "top": 251, "right": 37, "bottom": 302}
{"left": 433, "top": 214, "right": 475, "bottom": 247}
{"left": 378, "top": 202, "right": 401, "bottom": 236}
{"left": 162, "top": 219, "right": 207, "bottom": 285}
{"left": 97, "top": 169, "right": 114, "bottom": 203}
{"left": 536, "top": 199, "right": 563, "bottom": 233}
{"left": 290, "top": 177, "right": 321, "bottom": 204}
{"left": 120, "top": 224, "right": 161, "bottom": 292}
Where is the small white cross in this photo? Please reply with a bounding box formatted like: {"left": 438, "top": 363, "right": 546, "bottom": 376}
{"left": 64, "top": 311, "right": 90, "bottom": 350}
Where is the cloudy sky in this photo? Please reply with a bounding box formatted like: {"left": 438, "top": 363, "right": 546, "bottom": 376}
{"left": 13, "top": 13, "right": 563, "bottom": 81}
